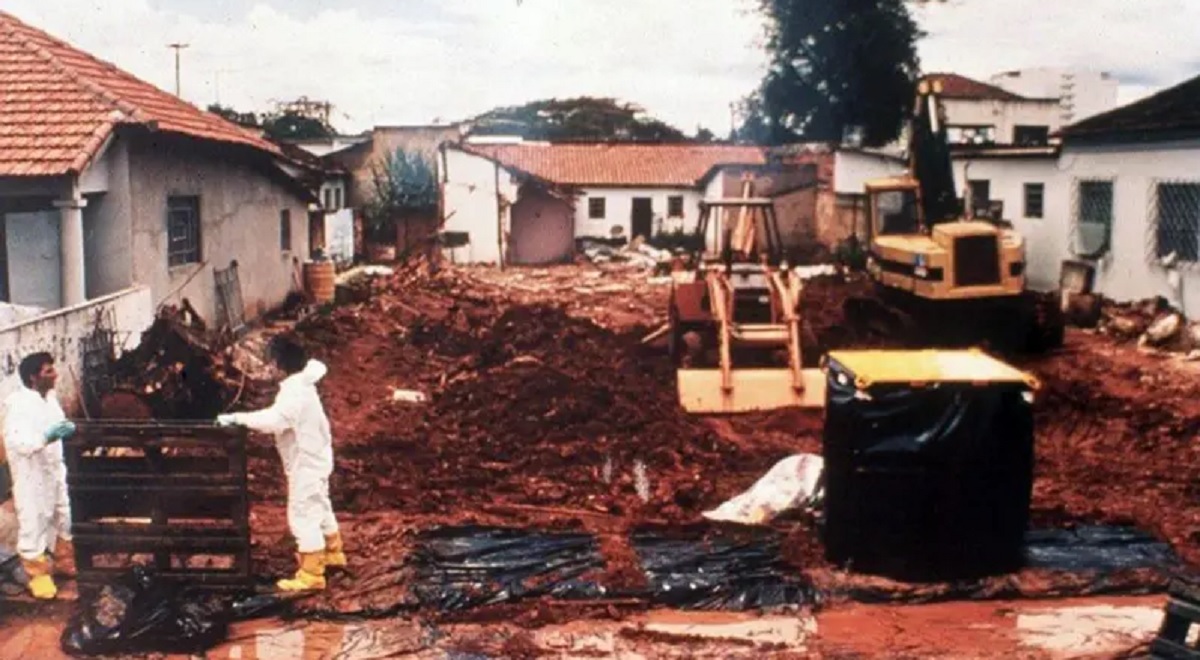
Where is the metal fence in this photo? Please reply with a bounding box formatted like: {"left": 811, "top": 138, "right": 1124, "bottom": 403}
{"left": 1147, "top": 180, "right": 1200, "bottom": 268}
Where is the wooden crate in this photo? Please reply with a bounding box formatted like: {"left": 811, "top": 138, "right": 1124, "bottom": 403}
{"left": 63, "top": 421, "right": 251, "bottom": 592}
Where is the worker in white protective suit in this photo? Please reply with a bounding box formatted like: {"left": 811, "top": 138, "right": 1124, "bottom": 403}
{"left": 217, "top": 336, "right": 343, "bottom": 591}
{"left": 2, "top": 352, "right": 77, "bottom": 599}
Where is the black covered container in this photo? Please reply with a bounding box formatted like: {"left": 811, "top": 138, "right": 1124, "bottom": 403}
{"left": 821, "top": 350, "right": 1037, "bottom": 581}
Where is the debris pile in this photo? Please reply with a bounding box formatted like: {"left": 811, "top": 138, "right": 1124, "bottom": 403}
{"left": 102, "top": 306, "right": 255, "bottom": 420}
{"left": 579, "top": 238, "right": 674, "bottom": 270}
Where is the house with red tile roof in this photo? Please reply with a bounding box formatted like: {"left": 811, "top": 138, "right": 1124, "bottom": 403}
{"left": 0, "top": 11, "right": 319, "bottom": 410}
{"left": 921, "top": 73, "right": 1062, "bottom": 148}
{"left": 437, "top": 140, "right": 901, "bottom": 265}
{"left": 0, "top": 10, "right": 314, "bottom": 321}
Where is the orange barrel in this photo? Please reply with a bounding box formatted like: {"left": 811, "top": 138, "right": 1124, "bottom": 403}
{"left": 303, "top": 260, "right": 336, "bottom": 304}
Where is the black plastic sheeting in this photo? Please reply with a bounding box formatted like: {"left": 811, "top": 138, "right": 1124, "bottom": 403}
{"left": 408, "top": 525, "right": 819, "bottom": 613}
{"left": 632, "top": 529, "right": 821, "bottom": 610}
{"left": 53, "top": 567, "right": 290, "bottom": 657}
{"left": 822, "top": 358, "right": 1035, "bottom": 581}
{"left": 1025, "top": 526, "right": 1179, "bottom": 572}
{"left": 409, "top": 526, "right": 606, "bottom": 611}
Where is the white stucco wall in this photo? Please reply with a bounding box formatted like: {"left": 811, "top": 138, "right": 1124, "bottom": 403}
{"left": 323, "top": 208, "right": 355, "bottom": 265}
{"left": 0, "top": 286, "right": 153, "bottom": 417}
{"left": 943, "top": 98, "right": 1064, "bottom": 144}
{"left": 84, "top": 139, "right": 135, "bottom": 299}
{"left": 1051, "top": 139, "right": 1200, "bottom": 314}
{"left": 989, "top": 68, "right": 1119, "bottom": 124}
{"left": 439, "top": 147, "right": 517, "bottom": 264}
{"left": 127, "top": 139, "right": 310, "bottom": 324}
{"left": 834, "top": 151, "right": 907, "bottom": 194}
{"left": 950, "top": 156, "right": 1064, "bottom": 291}
{"left": 575, "top": 187, "right": 702, "bottom": 240}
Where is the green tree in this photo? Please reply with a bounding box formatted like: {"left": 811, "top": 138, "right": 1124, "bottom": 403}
{"left": 365, "top": 148, "right": 438, "bottom": 244}
{"left": 207, "top": 104, "right": 260, "bottom": 128}
{"left": 468, "top": 97, "right": 688, "bottom": 142}
{"left": 262, "top": 111, "right": 335, "bottom": 140}
{"left": 740, "top": 0, "right": 922, "bottom": 146}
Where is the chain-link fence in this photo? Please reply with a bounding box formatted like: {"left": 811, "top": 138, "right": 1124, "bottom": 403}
{"left": 1069, "top": 178, "right": 1114, "bottom": 259}
{"left": 1147, "top": 179, "right": 1200, "bottom": 268}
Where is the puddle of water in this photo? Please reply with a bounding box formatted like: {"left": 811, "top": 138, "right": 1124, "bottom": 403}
{"left": 1016, "top": 604, "right": 1164, "bottom": 655}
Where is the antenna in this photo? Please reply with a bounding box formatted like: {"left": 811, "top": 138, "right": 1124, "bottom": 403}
{"left": 167, "top": 43, "right": 190, "bottom": 97}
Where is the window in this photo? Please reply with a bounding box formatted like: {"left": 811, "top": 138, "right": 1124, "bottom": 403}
{"left": 1075, "top": 180, "right": 1113, "bottom": 257}
{"left": 968, "top": 180, "right": 991, "bottom": 215}
{"left": 588, "top": 197, "right": 606, "bottom": 219}
{"left": 948, "top": 125, "right": 996, "bottom": 145}
{"left": 667, "top": 195, "right": 684, "bottom": 218}
{"left": 333, "top": 187, "right": 342, "bottom": 210}
{"left": 873, "top": 189, "right": 919, "bottom": 236}
{"left": 167, "top": 196, "right": 201, "bottom": 266}
{"left": 323, "top": 188, "right": 332, "bottom": 210}
{"left": 280, "top": 209, "right": 292, "bottom": 251}
{"left": 1155, "top": 182, "right": 1200, "bottom": 262}
{"left": 1024, "top": 183, "right": 1045, "bottom": 219}
{"left": 1014, "top": 125, "right": 1050, "bottom": 146}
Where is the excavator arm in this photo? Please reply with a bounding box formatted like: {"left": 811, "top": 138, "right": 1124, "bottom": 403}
{"left": 908, "top": 79, "right": 961, "bottom": 227}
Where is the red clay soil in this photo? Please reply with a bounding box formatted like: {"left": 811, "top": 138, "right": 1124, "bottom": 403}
{"left": 236, "top": 263, "right": 1197, "bottom": 616}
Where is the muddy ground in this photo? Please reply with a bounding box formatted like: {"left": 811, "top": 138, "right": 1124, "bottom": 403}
{"left": 227, "top": 261, "right": 1199, "bottom": 622}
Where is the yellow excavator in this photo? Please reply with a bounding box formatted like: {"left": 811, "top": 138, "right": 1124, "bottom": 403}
{"left": 852, "top": 77, "right": 1064, "bottom": 353}
{"left": 666, "top": 186, "right": 826, "bottom": 414}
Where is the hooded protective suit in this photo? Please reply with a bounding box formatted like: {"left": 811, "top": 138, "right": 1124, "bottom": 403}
{"left": 227, "top": 360, "right": 337, "bottom": 553}
{"left": 3, "top": 386, "right": 72, "bottom": 560}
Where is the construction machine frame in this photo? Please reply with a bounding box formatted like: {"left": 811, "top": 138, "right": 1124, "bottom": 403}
{"left": 667, "top": 196, "right": 825, "bottom": 414}
{"left": 854, "top": 77, "right": 1064, "bottom": 353}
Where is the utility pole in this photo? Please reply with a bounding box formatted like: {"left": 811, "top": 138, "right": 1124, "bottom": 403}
{"left": 167, "top": 43, "right": 189, "bottom": 96}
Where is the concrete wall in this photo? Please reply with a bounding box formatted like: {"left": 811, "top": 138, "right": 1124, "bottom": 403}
{"left": 943, "top": 98, "right": 1064, "bottom": 144}
{"left": 338, "top": 125, "right": 462, "bottom": 208}
{"left": 575, "top": 187, "right": 702, "bottom": 240}
{"left": 989, "top": 68, "right": 1119, "bottom": 124}
{"left": 440, "top": 147, "right": 517, "bottom": 264}
{"left": 323, "top": 208, "right": 355, "bottom": 265}
{"left": 834, "top": 151, "right": 906, "bottom": 194}
{"left": 1052, "top": 139, "right": 1200, "bottom": 314}
{"left": 0, "top": 286, "right": 153, "bottom": 417}
{"left": 950, "top": 155, "right": 1063, "bottom": 291}
{"left": 509, "top": 192, "right": 574, "bottom": 265}
{"left": 127, "top": 139, "right": 309, "bottom": 324}
{"left": 84, "top": 139, "right": 135, "bottom": 299}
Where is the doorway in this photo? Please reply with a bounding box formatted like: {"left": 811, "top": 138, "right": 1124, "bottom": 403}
{"left": 631, "top": 197, "right": 653, "bottom": 240}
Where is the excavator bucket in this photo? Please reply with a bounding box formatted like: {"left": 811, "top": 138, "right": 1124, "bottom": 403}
{"left": 677, "top": 367, "right": 827, "bottom": 414}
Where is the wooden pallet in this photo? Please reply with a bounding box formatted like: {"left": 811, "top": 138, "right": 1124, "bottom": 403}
{"left": 1152, "top": 578, "right": 1200, "bottom": 659}
{"left": 63, "top": 420, "right": 252, "bottom": 593}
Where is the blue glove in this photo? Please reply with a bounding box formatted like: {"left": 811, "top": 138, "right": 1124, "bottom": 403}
{"left": 44, "top": 420, "right": 76, "bottom": 443}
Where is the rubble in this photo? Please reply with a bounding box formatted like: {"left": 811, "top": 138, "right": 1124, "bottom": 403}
{"left": 98, "top": 305, "right": 273, "bottom": 420}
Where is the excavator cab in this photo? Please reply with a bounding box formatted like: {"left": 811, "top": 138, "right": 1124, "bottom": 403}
{"left": 667, "top": 190, "right": 825, "bottom": 414}
{"left": 854, "top": 77, "right": 1065, "bottom": 353}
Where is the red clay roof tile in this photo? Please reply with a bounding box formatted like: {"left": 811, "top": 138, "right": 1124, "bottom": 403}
{"left": 0, "top": 11, "right": 279, "bottom": 178}
{"left": 463, "top": 142, "right": 769, "bottom": 187}
{"left": 922, "top": 73, "right": 1029, "bottom": 102}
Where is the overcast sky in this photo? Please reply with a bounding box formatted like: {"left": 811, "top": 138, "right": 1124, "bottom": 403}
{"left": 5, "top": 0, "right": 1195, "bottom": 135}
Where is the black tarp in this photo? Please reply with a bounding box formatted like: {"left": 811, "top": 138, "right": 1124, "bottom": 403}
{"left": 632, "top": 528, "right": 821, "bottom": 610}
{"left": 822, "top": 358, "right": 1035, "bottom": 581}
{"left": 409, "top": 526, "right": 606, "bottom": 611}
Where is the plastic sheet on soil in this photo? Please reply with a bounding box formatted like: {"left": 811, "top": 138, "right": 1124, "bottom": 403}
{"left": 1024, "top": 526, "right": 1180, "bottom": 572}
{"left": 632, "top": 528, "right": 822, "bottom": 611}
{"left": 410, "top": 526, "right": 607, "bottom": 611}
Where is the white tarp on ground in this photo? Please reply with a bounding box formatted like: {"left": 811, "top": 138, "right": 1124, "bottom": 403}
{"left": 702, "top": 453, "right": 824, "bottom": 525}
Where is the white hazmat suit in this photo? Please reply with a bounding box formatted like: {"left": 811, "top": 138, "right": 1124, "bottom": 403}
{"left": 225, "top": 359, "right": 338, "bottom": 553}
{"left": 3, "top": 385, "right": 72, "bottom": 560}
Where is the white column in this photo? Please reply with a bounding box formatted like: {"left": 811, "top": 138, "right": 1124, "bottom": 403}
{"left": 53, "top": 181, "right": 87, "bottom": 307}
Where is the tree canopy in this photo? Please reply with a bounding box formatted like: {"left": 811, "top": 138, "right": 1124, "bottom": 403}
{"left": 467, "top": 97, "right": 689, "bottom": 142}
{"left": 738, "top": 0, "right": 922, "bottom": 147}
{"left": 206, "top": 105, "right": 336, "bottom": 141}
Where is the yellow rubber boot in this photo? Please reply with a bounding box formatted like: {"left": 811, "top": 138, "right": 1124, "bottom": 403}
{"left": 277, "top": 552, "right": 325, "bottom": 592}
{"left": 22, "top": 557, "right": 57, "bottom": 600}
{"left": 324, "top": 532, "right": 347, "bottom": 569}
{"left": 54, "top": 538, "right": 77, "bottom": 579}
